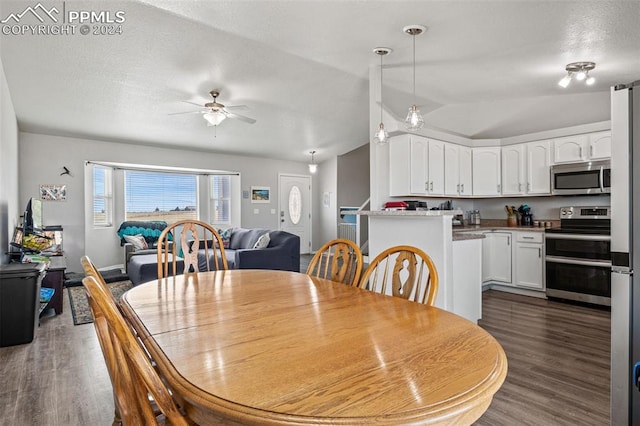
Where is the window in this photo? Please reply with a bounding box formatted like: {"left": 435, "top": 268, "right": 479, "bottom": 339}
{"left": 93, "top": 165, "right": 113, "bottom": 227}
{"left": 125, "top": 170, "right": 197, "bottom": 224}
{"left": 210, "top": 175, "right": 231, "bottom": 224}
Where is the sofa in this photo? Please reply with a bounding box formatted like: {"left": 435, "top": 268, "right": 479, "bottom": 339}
{"left": 116, "top": 221, "right": 169, "bottom": 273}
{"left": 127, "top": 227, "right": 300, "bottom": 286}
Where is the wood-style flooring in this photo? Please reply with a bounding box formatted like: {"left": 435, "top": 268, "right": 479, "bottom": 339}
{"left": 0, "top": 288, "right": 610, "bottom": 425}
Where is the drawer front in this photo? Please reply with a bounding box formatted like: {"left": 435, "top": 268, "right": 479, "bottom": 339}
{"left": 516, "top": 232, "right": 543, "bottom": 243}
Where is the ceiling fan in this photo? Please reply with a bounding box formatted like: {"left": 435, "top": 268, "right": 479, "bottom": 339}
{"left": 171, "top": 90, "right": 256, "bottom": 126}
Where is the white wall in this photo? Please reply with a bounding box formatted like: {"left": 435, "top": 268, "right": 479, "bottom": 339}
{"left": 19, "top": 132, "right": 310, "bottom": 273}
{"left": 314, "top": 156, "right": 337, "bottom": 251}
{"left": 0, "top": 58, "right": 19, "bottom": 265}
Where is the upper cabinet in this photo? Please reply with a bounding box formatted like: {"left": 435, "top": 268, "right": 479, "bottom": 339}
{"left": 445, "top": 143, "right": 473, "bottom": 197}
{"left": 389, "top": 135, "right": 445, "bottom": 196}
{"left": 472, "top": 147, "right": 502, "bottom": 196}
{"left": 526, "top": 140, "right": 552, "bottom": 194}
{"left": 501, "top": 145, "right": 526, "bottom": 195}
{"left": 553, "top": 131, "right": 611, "bottom": 164}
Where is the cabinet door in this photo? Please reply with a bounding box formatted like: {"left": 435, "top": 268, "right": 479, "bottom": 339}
{"left": 444, "top": 142, "right": 460, "bottom": 196}
{"left": 589, "top": 131, "right": 611, "bottom": 160}
{"left": 409, "top": 136, "right": 429, "bottom": 195}
{"left": 515, "top": 242, "right": 544, "bottom": 289}
{"left": 459, "top": 146, "right": 473, "bottom": 196}
{"left": 527, "top": 140, "right": 551, "bottom": 194}
{"left": 553, "top": 135, "right": 588, "bottom": 163}
{"left": 472, "top": 147, "right": 502, "bottom": 196}
{"left": 501, "top": 145, "right": 525, "bottom": 195}
{"left": 427, "top": 139, "right": 445, "bottom": 195}
{"left": 482, "top": 232, "right": 512, "bottom": 284}
{"left": 389, "top": 135, "right": 410, "bottom": 196}
{"left": 491, "top": 232, "right": 513, "bottom": 284}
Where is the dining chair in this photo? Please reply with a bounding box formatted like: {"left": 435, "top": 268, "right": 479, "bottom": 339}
{"left": 357, "top": 245, "right": 439, "bottom": 306}
{"left": 83, "top": 275, "right": 191, "bottom": 425}
{"left": 306, "top": 238, "right": 364, "bottom": 286}
{"left": 80, "top": 255, "right": 145, "bottom": 426}
{"left": 157, "top": 219, "right": 228, "bottom": 279}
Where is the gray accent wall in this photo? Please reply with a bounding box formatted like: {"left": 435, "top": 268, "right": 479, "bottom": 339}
{"left": 0, "top": 58, "right": 19, "bottom": 265}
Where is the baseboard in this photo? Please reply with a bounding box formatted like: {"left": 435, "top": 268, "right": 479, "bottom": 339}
{"left": 482, "top": 283, "right": 547, "bottom": 299}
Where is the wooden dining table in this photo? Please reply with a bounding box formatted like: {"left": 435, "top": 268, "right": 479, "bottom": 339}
{"left": 120, "top": 270, "right": 507, "bottom": 425}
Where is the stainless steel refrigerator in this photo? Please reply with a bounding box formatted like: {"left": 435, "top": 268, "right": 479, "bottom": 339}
{"left": 611, "top": 81, "right": 640, "bottom": 425}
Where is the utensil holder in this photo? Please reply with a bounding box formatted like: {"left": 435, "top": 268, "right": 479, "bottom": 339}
{"left": 507, "top": 216, "right": 518, "bottom": 227}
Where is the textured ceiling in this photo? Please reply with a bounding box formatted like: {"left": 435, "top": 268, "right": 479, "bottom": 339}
{"left": 1, "top": 1, "right": 639, "bottom": 163}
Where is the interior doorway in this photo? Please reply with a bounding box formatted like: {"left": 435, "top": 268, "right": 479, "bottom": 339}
{"left": 278, "top": 174, "right": 311, "bottom": 254}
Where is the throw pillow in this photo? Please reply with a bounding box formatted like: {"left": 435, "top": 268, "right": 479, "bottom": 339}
{"left": 123, "top": 234, "right": 148, "bottom": 250}
{"left": 253, "top": 233, "right": 270, "bottom": 249}
{"left": 217, "top": 228, "right": 231, "bottom": 248}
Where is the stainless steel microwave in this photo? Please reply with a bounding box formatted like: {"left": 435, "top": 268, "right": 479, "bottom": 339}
{"left": 551, "top": 160, "right": 611, "bottom": 195}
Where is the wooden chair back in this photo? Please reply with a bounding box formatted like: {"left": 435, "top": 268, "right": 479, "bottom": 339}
{"left": 306, "top": 238, "right": 363, "bottom": 286}
{"left": 157, "top": 219, "right": 228, "bottom": 279}
{"left": 82, "top": 275, "right": 190, "bottom": 425}
{"left": 357, "top": 245, "right": 439, "bottom": 306}
{"left": 81, "top": 255, "right": 145, "bottom": 425}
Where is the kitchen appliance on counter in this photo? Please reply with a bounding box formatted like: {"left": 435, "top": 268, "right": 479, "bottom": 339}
{"left": 610, "top": 81, "right": 640, "bottom": 424}
{"left": 551, "top": 160, "right": 611, "bottom": 195}
{"left": 383, "top": 201, "right": 408, "bottom": 211}
{"left": 469, "top": 210, "right": 481, "bottom": 225}
{"left": 404, "top": 201, "right": 428, "bottom": 211}
{"left": 545, "top": 205, "right": 611, "bottom": 306}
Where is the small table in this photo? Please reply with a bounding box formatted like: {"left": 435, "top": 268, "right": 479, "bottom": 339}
{"left": 42, "top": 256, "right": 66, "bottom": 315}
{"left": 121, "top": 270, "right": 507, "bottom": 425}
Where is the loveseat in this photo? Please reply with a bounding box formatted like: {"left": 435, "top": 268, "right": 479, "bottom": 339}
{"left": 127, "top": 227, "right": 300, "bottom": 286}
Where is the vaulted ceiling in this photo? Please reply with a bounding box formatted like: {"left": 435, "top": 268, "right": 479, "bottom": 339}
{"left": 1, "top": 1, "right": 639, "bottom": 163}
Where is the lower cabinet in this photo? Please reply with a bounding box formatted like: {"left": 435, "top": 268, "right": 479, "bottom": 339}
{"left": 482, "top": 230, "right": 545, "bottom": 292}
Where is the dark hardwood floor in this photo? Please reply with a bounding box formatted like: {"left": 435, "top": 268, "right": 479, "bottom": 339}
{"left": 475, "top": 290, "right": 610, "bottom": 426}
{"left": 0, "top": 287, "right": 610, "bottom": 425}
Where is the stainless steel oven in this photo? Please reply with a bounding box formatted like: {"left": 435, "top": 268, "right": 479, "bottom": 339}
{"left": 545, "top": 206, "right": 611, "bottom": 306}
{"left": 551, "top": 160, "right": 611, "bottom": 195}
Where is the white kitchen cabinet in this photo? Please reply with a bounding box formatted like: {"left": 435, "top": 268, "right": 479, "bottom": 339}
{"left": 452, "top": 238, "right": 482, "bottom": 323}
{"left": 482, "top": 231, "right": 512, "bottom": 284}
{"left": 588, "top": 131, "right": 611, "bottom": 160}
{"left": 444, "top": 143, "right": 473, "bottom": 196}
{"left": 472, "top": 147, "right": 502, "bottom": 196}
{"left": 553, "top": 134, "right": 588, "bottom": 163}
{"left": 389, "top": 134, "right": 428, "bottom": 196}
{"left": 427, "top": 139, "right": 445, "bottom": 195}
{"left": 501, "top": 145, "right": 525, "bottom": 195}
{"left": 526, "top": 140, "right": 552, "bottom": 194}
{"left": 514, "top": 232, "right": 544, "bottom": 290}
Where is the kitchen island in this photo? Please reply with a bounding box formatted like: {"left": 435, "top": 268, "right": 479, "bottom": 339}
{"left": 343, "top": 210, "right": 484, "bottom": 322}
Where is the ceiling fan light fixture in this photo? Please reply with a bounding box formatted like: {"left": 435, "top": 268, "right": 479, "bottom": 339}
{"left": 373, "top": 47, "right": 392, "bottom": 145}
{"left": 308, "top": 150, "right": 318, "bottom": 174}
{"left": 403, "top": 25, "right": 426, "bottom": 131}
{"left": 203, "top": 111, "right": 226, "bottom": 126}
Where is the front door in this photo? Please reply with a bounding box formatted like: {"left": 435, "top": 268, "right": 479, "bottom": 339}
{"left": 279, "top": 174, "right": 311, "bottom": 254}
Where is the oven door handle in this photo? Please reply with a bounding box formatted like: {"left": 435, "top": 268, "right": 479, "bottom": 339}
{"left": 545, "top": 255, "right": 612, "bottom": 268}
{"left": 599, "top": 166, "right": 605, "bottom": 192}
{"left": 545, "top": 233, "right": 610, "bottom": 241}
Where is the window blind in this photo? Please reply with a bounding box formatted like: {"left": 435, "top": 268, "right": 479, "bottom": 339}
{"left": 211, "top": 175, "right": 231, "bottom": 224}
{"left": 93, "top": 165, "right": 113, "bottom": 227}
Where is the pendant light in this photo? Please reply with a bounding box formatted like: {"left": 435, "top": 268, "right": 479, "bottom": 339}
{"left": 308, "top": 150, "right": 318, "bottom": 173}
{"left": 373, "top": 47, "right": 392, "bottom": 144}
{"left": 558, "top": 62, "right": 596, "bottom": 88}
{"left": 403, "top": 25, "right": 426, "bottom": 131}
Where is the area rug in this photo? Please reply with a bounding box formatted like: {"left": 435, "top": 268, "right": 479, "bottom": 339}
{"left": 68, "top": 280, "right": 133, "bottom": 325}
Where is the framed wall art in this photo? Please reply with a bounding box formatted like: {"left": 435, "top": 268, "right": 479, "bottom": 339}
{"left": 40, "top": 184, "right": 67, "bottom": 201}
{"left": 251, "top": 186, "right": 270, "bottom": 203}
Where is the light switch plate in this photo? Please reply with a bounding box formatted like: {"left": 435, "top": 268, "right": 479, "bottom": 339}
{"left": 271, "top": 209, "right": 276, "bottom": 214}
{"left": 253, "top": 208, "right": 259, "bottom": 214}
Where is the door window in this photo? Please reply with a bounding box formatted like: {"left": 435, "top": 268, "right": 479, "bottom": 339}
{"left": 288, "top": 186, "right": 302, "bottom": 225}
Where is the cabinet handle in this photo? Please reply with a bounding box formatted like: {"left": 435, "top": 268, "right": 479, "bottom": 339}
{"left": 497, "top": 184, "right": 501, "bottom": 193}
{"left": 457, "top": 183, "right": 460, "bottom": 193}
{"left": 507, "top": 236, "right": 510, "bottom": 245}
{"left": 590, "top": 145, "right": 594, "bottom": 157}
{"left": 538, "top": 248, "right": 541, "bottom": 258}
{"left": 523, "top": 236, "right": 534, "bottom": 239}
{"left": 425, "top": 182, "right": 428, "bottom": 191}
{"left": 518, "top": 183, "right": 522, "bottom": 192}
{"left": 430, "top": 181, "right": 433, "bottom": 191}
{"left": 527, "top": 182, "right": 531, "bottom": 191}
{"left": 580, "top": 146, "right": 583, "bottom": 158}
{"left": 461, "top": 183, "right": 464, "bottom": 193}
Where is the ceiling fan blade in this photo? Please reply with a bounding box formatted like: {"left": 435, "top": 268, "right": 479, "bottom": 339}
{"left": 168, "top": 110, "right": 204, "bottom": 116}
{"left": 224, "top": 105, "right": 249, "bottom": 111}
{"left": 224, "top": 110, "right": 256, "bottom": 124}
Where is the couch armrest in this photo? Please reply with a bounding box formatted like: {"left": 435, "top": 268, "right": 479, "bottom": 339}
{"left": 234, "top": 247, "right": 299, "bottom": 272}
{"left": 124, "top": 243, "right": 158, "bottom": 273}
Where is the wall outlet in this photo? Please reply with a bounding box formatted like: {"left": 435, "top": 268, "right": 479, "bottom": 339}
{"left": 253, "top": 208, "right": 259, "bottom": 214}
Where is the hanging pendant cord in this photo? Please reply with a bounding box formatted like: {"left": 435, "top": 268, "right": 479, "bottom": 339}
{"left": 412, "top": 33, "right": 416, "bottom": 104}
{"left": 380, "top": 53, "right": 384, "bottom": 123}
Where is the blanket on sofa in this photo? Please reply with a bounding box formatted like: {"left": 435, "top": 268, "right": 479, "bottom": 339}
{"left": 116, "top": 221, "right": 169, "bottom": 246}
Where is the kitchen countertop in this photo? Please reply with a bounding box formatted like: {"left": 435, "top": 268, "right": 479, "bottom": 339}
{"left": 454, "top": 225, "right": 548, "bottom": 233}
{"left": 342, "top": 209, "right": 463, "bottom": 216}
{"left": 453, "top": 232, "right": 485, "bottom": 241}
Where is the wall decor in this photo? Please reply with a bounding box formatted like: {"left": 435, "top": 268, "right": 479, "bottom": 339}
{"left": 40, "top": 184, "right": 67, "bottom": 201}
{"left": 251, "top": 186, "right": 270, "bottom": 203}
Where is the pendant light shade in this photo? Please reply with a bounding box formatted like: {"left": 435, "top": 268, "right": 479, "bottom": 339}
{"left": 308, "top": 150, "right": 318, "bottom": 173}
{"left": 403, "top": 25, "right": 426, "bottom": 131}
{"left": 373, "top": 47, "right": 392, "bottom": 144}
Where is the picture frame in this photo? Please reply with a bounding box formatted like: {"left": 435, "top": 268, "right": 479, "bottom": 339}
{"left": 40, "top": 184, "right": 67, "bottom": 201}
{"left": 251, "top": 186, "right": 270, "bottom": 203}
